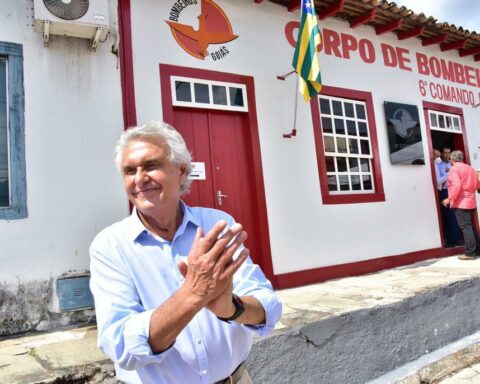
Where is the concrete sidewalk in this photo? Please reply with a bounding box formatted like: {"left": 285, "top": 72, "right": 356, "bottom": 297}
{"left": 2, "top": 255, "right": 480, "bottom": 383}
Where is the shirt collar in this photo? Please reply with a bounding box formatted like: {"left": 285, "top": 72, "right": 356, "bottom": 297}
{"left": 124, "top": 207, "right": 148, "bottom": 242}
{"left": 125, "top": 200, "right": 201, "bottom": 242}
{"left": 173, "top": 201, "right": 201, "bottom": 242}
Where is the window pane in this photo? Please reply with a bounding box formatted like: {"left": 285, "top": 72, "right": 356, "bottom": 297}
{"left": 351, "top": 175, "right": 361, "bottom": 190}
{"left": 322, "top": 117, "right": 333, "bottom": 133}
{"left": 360, "top": 158, "right": 370, "bottom": 172}
{"left": 194, "top": 83, "right": 209, "bottom": 103}
{"left": 358, "top": 122, "right": 368, "bottom": 137}
{"left": 363, "top": 175, "right": 372, "bottom": 190}
{"left": 328, "top": 175, "right": 338, "bottom": 191}
{"left": 339, "top": 175, "right": 349, "bottom": 191}
{"left": 325, "top": 156, "right": 335, "bottom": 172}
{"left": 430, "top": 113, "right": 437, "bottom": 128}
{"left": 175, "top": 81, "right": 191, "bottom": 102}
{"left": 324, "top": 136, "right": 335, "bottom": 153}
{"left": 332, "top": 100, "right": 342, "bottom": 116}
{"left": 356, "top": 104, "right": 366, "bottom": 119}
{"left": 349, "top": 158, "right": 359, "bottom": 172}
{"left": 346, "top": 120, "right": 356, "bottom": 136}
{"left": 453, "top": 117, "right": 460, "bottom": 131}
{"left": 344, "top": 103, "right": 354, "bottom": 118}
{"left": 446, "top": 116, "right": 452, "bottom": 129}
{"left": 439, "top": 115, "right": 445, "bottom": 129}
{"left": 337, "top": 157, "right": 347, "bottom": 172}
{"left": 0, "top": 59, "right": 8, "bottom": 207}
{"left": 229, "top": 87, "right": 244, "bottom": 107}
{"left": 349, "top": 138, "right": 359, "bottom": 154}
{"left": 319, "top": 98, "right": 330, "bottom": 114}
{"left": 337, "top": 137, "right": 347, "bottom": 153}
{"left": 212, "top": 85, "right": 227, "bottom": 105}
{"left": 334, "top": 119, "right": 345, "bottom": 135}
{"left": 360, "top": 140, "right": 370, "bottom": 155}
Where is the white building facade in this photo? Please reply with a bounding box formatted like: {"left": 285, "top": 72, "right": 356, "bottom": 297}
{"left": 0, "top": 0, "right": 479, "bottom": 334}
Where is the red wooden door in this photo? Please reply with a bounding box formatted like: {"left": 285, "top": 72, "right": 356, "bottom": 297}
{"left": 173, "top": 108, "right": 262, "bottom": 268}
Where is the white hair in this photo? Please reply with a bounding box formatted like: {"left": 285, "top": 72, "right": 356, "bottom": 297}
{"left": 114, "top": 121, "right": 193, "bottom": 194}
{"left": 450, "top": 150, "right": 464, "bottom": 162}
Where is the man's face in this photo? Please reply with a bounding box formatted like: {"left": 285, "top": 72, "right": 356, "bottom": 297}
{"left": 442, "top": 149, "right": 451, "bottom": 161}
{"left": 433, "top": 149, "right": 441, "bottom": 159}
{"left": 121, "top": 137, "right": 187, "bottom": 214}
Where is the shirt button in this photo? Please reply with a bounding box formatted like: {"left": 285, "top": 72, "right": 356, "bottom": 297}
{"left": 202, "top": 370, "right": 207, "bottom": 376}
{"left": 196, "top": 338, "right": 202, "bottom": 344}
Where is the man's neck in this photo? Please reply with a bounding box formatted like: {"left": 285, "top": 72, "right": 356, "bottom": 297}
{"left": 137, "top": 203, "right": 183, "bottom": 242}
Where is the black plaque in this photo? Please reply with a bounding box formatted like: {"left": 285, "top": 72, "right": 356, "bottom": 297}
{"left": 384, "top": 102, "right": 424, "bottom": 165}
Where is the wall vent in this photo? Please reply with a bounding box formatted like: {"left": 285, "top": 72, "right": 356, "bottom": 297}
{"left": 56, "top": 276, "right": 94, "bottom": 311}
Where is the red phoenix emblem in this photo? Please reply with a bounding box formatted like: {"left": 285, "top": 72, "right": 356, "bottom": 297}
{"left": 166, "top": 0, "right": 238, "bottom": 59}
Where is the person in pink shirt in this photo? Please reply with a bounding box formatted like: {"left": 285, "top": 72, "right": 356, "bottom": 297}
{"left": 442, "top": 150, "right": 480, "bottom": 260}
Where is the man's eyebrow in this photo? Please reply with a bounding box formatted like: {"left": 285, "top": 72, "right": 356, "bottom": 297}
{"left": 144, "top": 159, "right": 161, "bottom": 165}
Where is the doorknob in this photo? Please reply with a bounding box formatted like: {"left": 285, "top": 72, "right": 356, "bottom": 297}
{"left": 216, "top": 190, "right": 228, "bottom": 206}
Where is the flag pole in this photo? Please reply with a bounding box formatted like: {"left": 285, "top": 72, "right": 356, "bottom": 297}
{"left": 283, "top": 75, "right": 298, "bottom": 138}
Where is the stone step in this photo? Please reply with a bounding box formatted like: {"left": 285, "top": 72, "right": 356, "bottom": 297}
{"left": 373, "top": 332, "right": 480, "bottom": 383}
{"left": 247, "top": 256, "right": 480, "bottom": 384}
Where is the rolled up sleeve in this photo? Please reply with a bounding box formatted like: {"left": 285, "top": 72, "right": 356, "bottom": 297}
{"left": 233, "top": 257, "right": 282, "bottom": 336}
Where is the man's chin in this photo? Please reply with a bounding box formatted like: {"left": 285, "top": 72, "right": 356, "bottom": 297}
{"left": 132, "top": 199, "right": 158, "bottom": 211}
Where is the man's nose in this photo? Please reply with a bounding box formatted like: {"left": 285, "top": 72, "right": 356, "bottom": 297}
{"left": 134, "top": 169, "right": 149, "bottom": 185}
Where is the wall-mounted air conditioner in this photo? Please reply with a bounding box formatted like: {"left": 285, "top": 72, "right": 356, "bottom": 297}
{"left": 34, "top": 0, "right": 110, "bottom": 50}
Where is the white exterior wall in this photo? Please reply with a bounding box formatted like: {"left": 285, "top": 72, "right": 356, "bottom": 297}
{"left": 131, "top": 0, "right": 480, "bottom": 275}
{"left": 0, "top": 0, "right": 126, "bottom": 284}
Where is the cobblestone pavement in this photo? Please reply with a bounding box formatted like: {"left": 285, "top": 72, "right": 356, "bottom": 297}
{"left": 438, "top": 362, "right": 480, "bottom": 383}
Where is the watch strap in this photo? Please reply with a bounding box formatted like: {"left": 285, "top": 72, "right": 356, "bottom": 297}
{"left": 217, "top": 294, "right": 245, "bottom": 323}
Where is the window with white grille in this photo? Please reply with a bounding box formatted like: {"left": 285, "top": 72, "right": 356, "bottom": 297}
{"left": 171, "top": 76, "right": 248, "bottom": 112}
{"left": 318, "top": 95, "right": 374, "bottom": 194}
{"left": 428, "top": 110, "right": 461, "bottom": 134}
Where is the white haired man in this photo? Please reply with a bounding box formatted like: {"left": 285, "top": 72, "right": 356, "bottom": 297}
{"left": 90, "top": 121, "right": 282, "bottom": 383}
{"left": 442, "top": 150, "right": 480, "bottom": 260}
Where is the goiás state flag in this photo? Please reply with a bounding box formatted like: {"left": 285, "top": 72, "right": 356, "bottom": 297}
{"left": 292, "top": 0, "right": 322, "bottom": 102}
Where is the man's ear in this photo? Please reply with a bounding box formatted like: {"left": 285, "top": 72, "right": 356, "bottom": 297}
{"left": 180, "top": 164, "right": 187, "bottom": 176}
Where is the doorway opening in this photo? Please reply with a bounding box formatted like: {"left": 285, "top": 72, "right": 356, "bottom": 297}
{"left": 424, "top": 101, "right": 470, "bottom": 251}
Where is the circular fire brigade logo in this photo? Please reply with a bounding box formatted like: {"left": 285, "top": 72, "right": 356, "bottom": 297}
{"left": 166, "top": 0, "right": 238, "bottom": 61}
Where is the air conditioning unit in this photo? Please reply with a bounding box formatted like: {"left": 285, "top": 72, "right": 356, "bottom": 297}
{"left": 34, "top": 0, "right": 110, "bottom": 49}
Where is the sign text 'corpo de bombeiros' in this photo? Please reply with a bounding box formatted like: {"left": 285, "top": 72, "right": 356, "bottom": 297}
{"left": 286, "top": 22, "right": 480, "bottom": 107}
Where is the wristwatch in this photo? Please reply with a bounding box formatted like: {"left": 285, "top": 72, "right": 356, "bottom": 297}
{"left": 217, "top": 294, "right": 245, "bottom": 323}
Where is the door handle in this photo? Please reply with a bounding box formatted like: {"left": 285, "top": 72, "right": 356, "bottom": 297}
{"left": 216, "top": 190, "right": 228, "bottom": 206}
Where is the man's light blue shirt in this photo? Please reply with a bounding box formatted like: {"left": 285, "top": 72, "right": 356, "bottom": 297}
{"left": 89, "top": 202, "right": 282, "bottom": 384}
{"left": 436, "top": 159, "right": 450, "bottom": 191}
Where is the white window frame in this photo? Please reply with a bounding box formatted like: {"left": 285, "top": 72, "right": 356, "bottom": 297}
{"left": 170, "top": 76, "right": 248, "bottom": 112}
{"left": 319, "top": 95, "right": 375, "bottom": 195}
{"left": 429, "top": 110, "right": 462, "bottom": 134}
